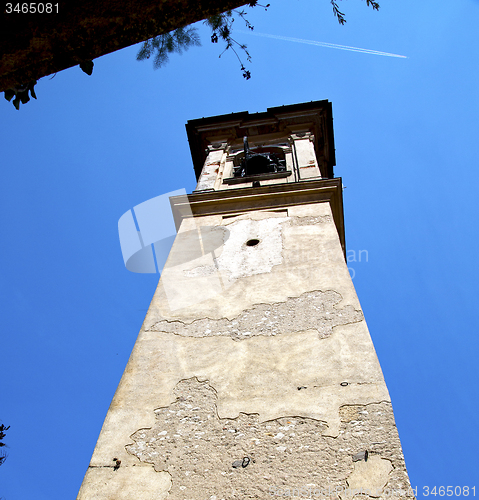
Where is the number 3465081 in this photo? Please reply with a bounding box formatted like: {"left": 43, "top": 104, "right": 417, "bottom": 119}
{"left": 424, "top": 486, "right": 476, "bottom": 497}
{"left": 5, "top": 3, "right": 59, "bottom": 13}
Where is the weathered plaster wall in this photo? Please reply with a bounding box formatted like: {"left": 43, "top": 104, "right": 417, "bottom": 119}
{"left": 78, "top": 200, "right": 412, "bottom": 499}
{"left": 125, "top": 378, "right": 412, "bottom": 499}
{"left": 149, "top": 289, "right": 362, "bottom": 341}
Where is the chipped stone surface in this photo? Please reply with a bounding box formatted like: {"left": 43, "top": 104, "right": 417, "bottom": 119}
{"left": 285, "top": 214, "right": 332, "bottom": 226}
{"left": 84, "top": 321, "right": 390, "bottom": 473}
{"left": 126, "top": 378, "right": 413, "bottom": 500}
{"left": 195, "top": 146, "right": 226, "bottom": 192}
{"left": 148, "top": 290, "right": 363, "bottom": 341}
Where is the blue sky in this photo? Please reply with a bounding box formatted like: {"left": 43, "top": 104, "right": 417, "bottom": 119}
{"left": 1, "top": 0, "right": 478, "bottom": 497}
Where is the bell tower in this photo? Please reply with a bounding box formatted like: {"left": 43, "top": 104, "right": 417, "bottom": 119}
{"left": 78, "top": 101, "right": 414, "bottom": 499}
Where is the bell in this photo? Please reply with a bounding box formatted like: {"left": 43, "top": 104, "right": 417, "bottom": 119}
{"left": 234, "top": 136, "right": 286, "bottom": 178}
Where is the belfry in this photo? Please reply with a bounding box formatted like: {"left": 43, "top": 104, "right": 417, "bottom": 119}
{"left": 78, "top": 101, "right": 414, "bottom": 499}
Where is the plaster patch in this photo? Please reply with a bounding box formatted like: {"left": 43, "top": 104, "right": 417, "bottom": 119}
{"left": 215, "top": 217, "right": 285, "bottom": 280}
{"left": 345, "top": 456, "right": 393, "bottom": 498}
{"left": 77, "top": 466, "right": 171, "bottom": 500}
{"left": 148, "top": 290, "right": 363, "bottom": 341}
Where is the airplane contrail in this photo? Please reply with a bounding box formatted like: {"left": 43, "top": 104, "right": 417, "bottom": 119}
{"left": 237, "top": 30, "right": 407, "bottom": 59}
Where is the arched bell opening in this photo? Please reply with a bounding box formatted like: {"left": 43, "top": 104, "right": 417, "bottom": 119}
{"left": 233, "top": 138, "right": 287, "bottom": 178}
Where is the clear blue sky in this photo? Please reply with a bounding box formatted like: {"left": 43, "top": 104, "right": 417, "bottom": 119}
{"left": 1, "top": 0, "right": 478, "bottom": 497}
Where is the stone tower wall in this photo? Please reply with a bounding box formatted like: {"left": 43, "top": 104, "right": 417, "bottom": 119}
{"left": 78, "top": 102, "right": 413, "bottom": 499}
{"left": 78, "top": 198, "right": 413, "bottom": 499}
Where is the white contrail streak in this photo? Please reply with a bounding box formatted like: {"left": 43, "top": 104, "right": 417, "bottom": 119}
{"left": 237, "top": 30, "right": 407, "bottom": 59}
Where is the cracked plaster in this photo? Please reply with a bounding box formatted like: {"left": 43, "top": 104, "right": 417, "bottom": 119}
{"left": 145, "top": 205, "right": 357, "bottom": 325}
{"left": 126, "top": 378, "right": 412, "bottom": 500}
{"left": 100, "top": 320, "right": 389, "bottom": 445}
{"left": 148, "top": 289, "right": 363, "bottom": 341}
{"left": 79, "top": 204, "right": 411, "bottom": 499}
{"left": 84, "top": 205, "right": 388, "bottom": 476}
